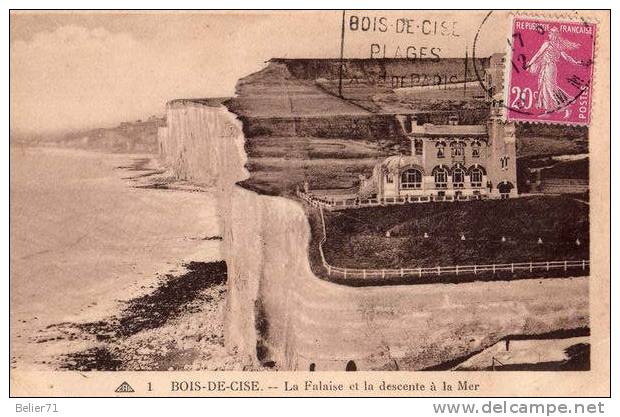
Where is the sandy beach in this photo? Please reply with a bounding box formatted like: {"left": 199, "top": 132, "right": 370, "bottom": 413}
{"left": 10, "top": 147, "right": 241, "bottom": 370}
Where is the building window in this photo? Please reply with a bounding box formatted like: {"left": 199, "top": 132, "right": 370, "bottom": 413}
{"left": 451, "top": 142, "right": 464, "bottom": 157}
{"left": 452, "top": 168, "right": 465, "bottom": 188}
{"left": 413, "top": 139, "right": 423, "bottom": 156}
{"left": 434, "top": 168, "right": 448, "bottom": 189}
{"left": 435, "top": 141, "right": 446, "bottom": 158}
{"left": 386, "top": 173, "right": 394, "bottom": 184}
{"left": 472, "top": 146, "right": 480, "bottom": 158}
{"left": 500, "top": 156, "right": 510, "bottom": 169}
{"left": 498, "top": 181, "right": 514, "bottom": 198}
{"left": 401, "top": 169, "right": 422, "bottom": 189}
{"left": 471, "top": 140, "right": 482, "bottom": 158}
{"left": 470, "top": 168, "right": 483, "bottom": 187}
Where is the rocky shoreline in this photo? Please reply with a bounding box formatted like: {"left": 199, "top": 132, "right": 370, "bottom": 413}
{"left": 51, "top": 260, "right": 249, "bottom": 371}
{"left": 12, "top": 150, "right": 255, "bottom": 371}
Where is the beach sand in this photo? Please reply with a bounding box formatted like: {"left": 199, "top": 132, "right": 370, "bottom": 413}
{"left": 10, "top": 147, "right": 244, "bottom": 371}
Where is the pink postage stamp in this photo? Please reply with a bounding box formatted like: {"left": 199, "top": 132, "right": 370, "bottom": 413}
{"left": 506, "top": 16, "right": 596, "bottom": 125}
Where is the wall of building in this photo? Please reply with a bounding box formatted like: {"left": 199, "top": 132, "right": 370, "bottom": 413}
{"left": 159, "top": 99, "right": 587, "bottom": 371}
{"left": 486, "top": 117, "right": 519, "bottom": 197}
{"left": 375, "top": 120, "right": 518, "bottom": 199}
{"left": 417, "top": 137, "right": 489, "bottom": 172}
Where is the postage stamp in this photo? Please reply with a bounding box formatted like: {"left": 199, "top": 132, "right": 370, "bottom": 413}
{"left": 506, "top": 16, "right": 596, "bottom": 125}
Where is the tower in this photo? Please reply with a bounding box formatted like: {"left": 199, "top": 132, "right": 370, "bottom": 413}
{"left": 486, "top": 53, "right": 507, "bottom": 101}
{"left": 483, "top": 53, "right": 517, "bottom": 198}
{"left": 486, "top": 101, "right": 518, "bottom": 198}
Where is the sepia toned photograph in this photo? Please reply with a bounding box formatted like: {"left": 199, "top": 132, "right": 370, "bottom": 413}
{"left": 8, "top": 8, "right": 610, "bottom": 398}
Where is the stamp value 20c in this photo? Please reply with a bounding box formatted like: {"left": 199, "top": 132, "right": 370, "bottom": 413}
{"left": 506, "top": 16, "right": 596, "bottom": 125}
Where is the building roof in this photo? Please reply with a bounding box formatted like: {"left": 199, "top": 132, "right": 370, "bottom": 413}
{"left": 377, "top": 155, "right": 425, "bottom": 174}
{"left": 408, "top": 124, "right": 488, "bottom": 137}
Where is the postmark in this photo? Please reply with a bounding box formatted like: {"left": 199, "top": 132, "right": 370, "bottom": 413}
{"left": 505, "top": 16, "right": 596, "bottom": 125}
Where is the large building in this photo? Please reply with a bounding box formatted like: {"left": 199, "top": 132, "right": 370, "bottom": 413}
{"left": 360, "top": 107, "right": 517, "bottom": 201}
{"left": 359, "top": 54, "right": 518, "bottom": 202}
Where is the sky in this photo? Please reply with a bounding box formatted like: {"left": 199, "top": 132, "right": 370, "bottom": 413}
{"left": 10, "top": 11, "right": 506, "bottom": 135}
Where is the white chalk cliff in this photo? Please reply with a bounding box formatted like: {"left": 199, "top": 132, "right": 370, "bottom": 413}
{"left": 158, "top": 99, "right": 588, "bottom": 371}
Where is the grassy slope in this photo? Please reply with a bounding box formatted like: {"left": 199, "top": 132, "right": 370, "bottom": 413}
{"left": 241, "top": 135, "right": 407, "bottom": 196}
{"left": 542, "top": 158, "right": 589, "bottom": 179}
{"left": 228, "top": 62, "right": 369, "bottom": 118}
{"left": 517, "top": 136, "right": 588, "bottom": 159}
{"left": 229, "top": 61, "right": 589, "bottom": 197}
{"left": 242, "top": 157, "right": 380, "bottom": 196}
{"left": 39, "top": 118, "right": 165, "bottom": 154}
{"left": 322, "top": 196, "right": 589, "bottom": 269}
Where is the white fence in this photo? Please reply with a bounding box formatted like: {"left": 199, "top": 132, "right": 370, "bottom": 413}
{"left": 314, "top": 206, "right": 589, "bottom": 281}
{"left": 297, "top": 189, "right": 488, "bottom": 211}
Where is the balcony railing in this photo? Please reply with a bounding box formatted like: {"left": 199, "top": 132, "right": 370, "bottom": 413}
{"left": 297, "top": 189, "right": 488, "bottom": 211}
